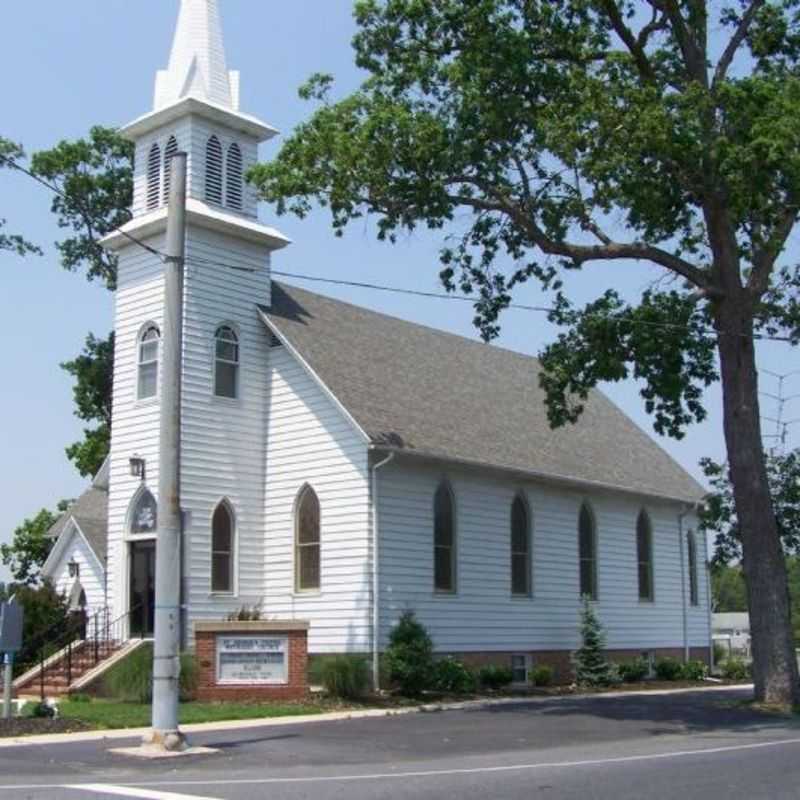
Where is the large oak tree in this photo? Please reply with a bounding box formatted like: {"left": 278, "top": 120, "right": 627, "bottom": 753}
{"left": 249, "top": 0, "right": 800, "bottom": 703}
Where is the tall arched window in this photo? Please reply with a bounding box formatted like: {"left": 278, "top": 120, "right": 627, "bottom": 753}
{"left": 162, "top": 135, "right": 178, "bottom": 204}
{"left": 637, "top": 510, "right": 654, "bottom": 601}
{"left": 511, "top": 494, "right": 531, "bottom": 596}
{"left": 211, "top": 501, "right": 235, "bottom": 594}
{"left": 137, "top": 325, "right": 160, "bottom": 400}
{"left": 130, "top": 489, "right": 157, "bottom": 535}
{"left": 214, "top": 326, "right": 239, "bottom": 398}
{"left": 226, "top": 143, "right": 243, "bottom": 210}
{"left": 295, "top": 485, "right": 320, "bottom": 592}
{"left": 687, "top": 530, "right": 699, "bottom": 606}
{"left": 146, "top": 143, "right": 161, "bottom": 210}
{"left": 579, "top": 503, "right": 597, "bottom": 599}
{"left": 434, "top": 482, "right": 456, "bottom": 593}
{"left": 205, "top": 135, "right": 223, "bottom": 205}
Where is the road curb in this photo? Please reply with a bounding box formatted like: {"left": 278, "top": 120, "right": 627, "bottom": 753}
{"left": 0, "top": 683, "right": 753, "bottom": 749}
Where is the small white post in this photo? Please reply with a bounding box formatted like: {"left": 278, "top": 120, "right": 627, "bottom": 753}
{"left": 2, "top": 652, "right": 13, "bottom": 720}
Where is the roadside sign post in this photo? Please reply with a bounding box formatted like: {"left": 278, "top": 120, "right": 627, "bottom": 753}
{"left": 0, "top": 597, "right": 23, "bottom": 720}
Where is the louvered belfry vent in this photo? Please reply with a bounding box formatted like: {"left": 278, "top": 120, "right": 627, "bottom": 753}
{"left": 163, "top": 136, "right": 179, "bottom": 204}
{"left": 147, "top": 143, "right": 162, "bottom": 210}
{"left": 206, "top": 135, "right": 224, "bottom": 205}
{"left": 226, "top": 143, "right": 243, "bottom": 210}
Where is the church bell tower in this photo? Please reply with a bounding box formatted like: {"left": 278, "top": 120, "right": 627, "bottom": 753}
{"left": 101, "top": 0, "right": 289, "bottom": 632}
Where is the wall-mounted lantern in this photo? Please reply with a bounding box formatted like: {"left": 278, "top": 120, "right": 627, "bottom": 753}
{"left": 68, "top": 559, "right": 80, "bottom": 579}
{"left": 129, "top": 454, "right": 146, "bottom": 481}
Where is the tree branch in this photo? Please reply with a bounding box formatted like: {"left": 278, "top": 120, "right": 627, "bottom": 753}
{"left": 662, "top": 0, "right": 708, "bottom": 86}
{"left": 748, "top": 206, "right": 799, "bottom": 295}
{"left": 596, "top": 0, "right": 657, "bottom": 82}
{"left": 713, "top": 0, "right": 766, "bottom": 90}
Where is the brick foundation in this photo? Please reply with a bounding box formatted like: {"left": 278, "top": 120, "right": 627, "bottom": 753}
{"left": 195, "top": 621, "right": 309, "bottom": 702}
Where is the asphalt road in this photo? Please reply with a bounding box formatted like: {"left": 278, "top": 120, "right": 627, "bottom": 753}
{"left": 1, "top": 688, "right": 799, "bottom": 800}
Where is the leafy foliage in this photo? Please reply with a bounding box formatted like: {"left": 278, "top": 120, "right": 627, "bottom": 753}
{"left": 722, "top": 658, "right": 751, "bottom": 681}
{"left": 530, "top": 664, "right": 554, "bottom": 687}
{"left": 0, "top": 137, "right": 42, "bottom": 257}
{"left": 572, "top": 596, "right": 613, "bottom": 687}
{"left": 701, "top": 449, "right": 800, "bottom": 564}
{"left": 432, "top": 657, "right": 477, "bottom": 694}
{"left": 10, "top": 582, "right": 73, "bottom": 672}
{"left": 654, "top": 656, "right": 684, "bottom": 681}
{"left": 681, "top": 659, "right": 709, "bottom": 681}
{"left": 1, "top": 505, "right": 67, "bottom": 585}
{"left": 103, "top": 644, "right": 198, "bottom": 703}
{"left": 383, "top": 610, "right": 435, "bottom": 696}
{"left": 311, "top": 655, "right": 371, "bottom": 699}
{"left": 30, "top": 126, "right": 133, "bottom": 290}
{"left": 616, "top": 657, "right": 650, "bottom": 683}
{"left": 61, "top": 332, "right": 114, "bottom": 478}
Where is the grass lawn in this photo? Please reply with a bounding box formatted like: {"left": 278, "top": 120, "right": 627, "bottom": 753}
{"left": 57, "top": 699, "right": 329, "bottom": 730}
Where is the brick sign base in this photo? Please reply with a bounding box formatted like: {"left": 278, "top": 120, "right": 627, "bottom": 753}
{"left": 194, "top": 620, "right": 309, "bottom": 702}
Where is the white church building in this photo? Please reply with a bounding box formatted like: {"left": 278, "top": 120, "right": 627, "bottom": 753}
{"left": 44, "top": 0, "right": 711, "bottom": 682}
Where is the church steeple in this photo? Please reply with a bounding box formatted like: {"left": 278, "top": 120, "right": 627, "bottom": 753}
{"left": 154, "top": 0, "right": 240, "bottom": 111}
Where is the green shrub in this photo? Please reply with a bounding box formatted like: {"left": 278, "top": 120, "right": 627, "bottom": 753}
{"left": 478, "top": 664, "right": 514, "bottom": 690}
{"left": 68, "top": 693, "right": 92, "bottom": 703}
{"left": 530, "top": 664, "right": 554, "bottom": 687}
{"left": 713, "top": 641, "right": 728, "bottom": 665}
{"left": 572, "top": 596, "right": 613, "bottom": 687}
{"left": 654, "top": 656, "right": 683, "bottom": 681}
{"left": 617, "top": 657, "right": 650, "bottom": 683}
{"left": 103, "top": 644, "right": 198, "bottom": 703}
{"left": 433, "top": 657, "right": 476, "bottom": 694}
{"left": 226, "top": 604, "right": 262, "bottom": 621}
{"left": 721, "top": 658, "right": 751, "bottom": 681}
{"left": 29, "top": 701, "right": 54, "bottom": 718}
{"left": 383, "top": 611, "right": 435, "bottom": 696}
{"left": 681, "top": 659, "right": 709, "bottom": 681}
{"left": 311, "top": 655, "right": 370, "bottom": 700}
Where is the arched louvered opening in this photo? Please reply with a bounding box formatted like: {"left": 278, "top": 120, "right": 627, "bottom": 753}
{"left": 147, "top": 143, "right": 161, "bottom": 210}
{"left": 211, "top": 501, "right": 235, "bottom": 594}
{"left": 578, "top": 503, "right": 597, "bottom": 600}
{"left": 226, "top": 143, "right": 243, "bottom": 210}
{"left": 205, "top": 135, "right": 223, "bottom": 205}
{"left": 511, "top": 494, "right": 531, "bottom": 596}
{"left": 434, "top": 481, "right": 456, "bottom": 593}
{"left": 162, "top": 136, "right": 178, "bottom": 205}
{"left": 637, "top": 510, "right": 655, "bottom": 602}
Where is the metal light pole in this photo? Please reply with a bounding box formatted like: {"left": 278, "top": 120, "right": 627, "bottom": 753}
{"left": 149, "top": 151, "right": 187, "bottom": 751}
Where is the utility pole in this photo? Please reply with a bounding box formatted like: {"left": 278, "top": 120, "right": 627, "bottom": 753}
{"left": 149, "top": 151, "right": 187, "bottom": 751}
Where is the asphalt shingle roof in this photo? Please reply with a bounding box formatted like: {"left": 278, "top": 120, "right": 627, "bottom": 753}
{"left": 261, "top": 282, "right": 705, "bottom": 504}
{"left": 47, "top": 485, "right": 108, "bottom": 563}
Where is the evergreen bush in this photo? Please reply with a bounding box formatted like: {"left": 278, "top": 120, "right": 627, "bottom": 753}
{"left": 478, "top": 664, "right": 514, "bottom": 690}
{"left": 383, "top": 611, "right": 435, "bottom": 696}
{"left": 572, "top": 596, "right": 613, "bottom": 687}
{"left": 433, "top": 657, "right": 476, "bottom": 694}
{"left": 654, "top": 656, "right": 683, "bottom": 681}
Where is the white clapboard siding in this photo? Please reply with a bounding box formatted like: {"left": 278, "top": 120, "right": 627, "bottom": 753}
{"left": 377, "top": 462, "right": 709, "bottom": 653}
{"left": 263, "top": 346, "right": 371, "bottom": 653}
{"left": 49, "top": 526, "right": 106, "bottom": 620}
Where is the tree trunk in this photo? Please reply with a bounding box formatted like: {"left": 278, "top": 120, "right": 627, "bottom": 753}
{"left": 716, "top": 297, "right": 799, "bottom": 706}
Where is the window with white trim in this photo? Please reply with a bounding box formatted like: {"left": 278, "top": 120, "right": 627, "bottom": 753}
{"left": 434, "top": 482, "right": 456, "bottom": 593}
{"left": 214, "top": 326, "right": 239, "bottom": 398}
{"left": 130, "top": 489, "right": 157, "bottom": 535}
{"left": 295, "top": 485, "right": 320, "bottom": 592}
{"left": 637, "top": 510, "right": 654, "bottom": 602}
{"left": 211, "top": 501, "right": 235, "bottom": 593}
{"left": 511, "top": 494, "right": 531, "bottom": 596}
{"left": 687, "top": 530, "right": 699, "bottom": 606}
{"left": 579, "top": 503, "right": 597, "bottom": 599}
{"left": 137, "top": 325, "right": 160, "bottom": 400}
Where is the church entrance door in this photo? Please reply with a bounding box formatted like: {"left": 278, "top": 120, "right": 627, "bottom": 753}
{"left": 129, "top": 540, "right": 156, "bottom": 638}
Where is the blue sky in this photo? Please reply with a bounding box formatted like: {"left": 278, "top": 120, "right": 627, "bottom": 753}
{"left": 1, "top": 1, "right": 798, "bottom": 583}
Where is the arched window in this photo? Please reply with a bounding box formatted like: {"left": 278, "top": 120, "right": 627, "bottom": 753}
{"left": 578, "top": 503, "right": 597, "bottom": 599}
{"left": 226, "top": 143, "right": 243, "bottom": 210}
{"left": 205, "top": 135, "right": 223, "bottom": 205}
{"left": 434, "top": 482, "right": 456, "bottom": 593}
{"left": 511, "top": 494, "right": 531, "bottom": 596}
{"left": 214, "top": 326, "right": 239, "bottom": 398}
{"left": 637, "top": 510, "right": 654, "bottom": 601}
{"left": 146, "top": 143, "right": 161, "bottom": 210}
{"left": 687, "top": 530, "right": 699, "bottom": 606}
{"left": 211, "top": 501, "right": 235, "bottom": 594}
{"left": 295, "top": 485, "right": 321, "bottom": 592}
{"left": 137, "top": 325, "right": 160, "bottom": 400}
{"left": 162, "top": 135, "right": 178, "bottom": 204}
{"left": 130, "top": 489, "right": 157, "bottom": 535}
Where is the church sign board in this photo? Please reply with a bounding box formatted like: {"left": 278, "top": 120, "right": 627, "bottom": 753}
{"left": 194, "top": 620, "right": 309, "bottom": 701}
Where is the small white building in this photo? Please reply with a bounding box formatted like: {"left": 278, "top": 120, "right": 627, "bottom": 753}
{"left": 712, "top": 612, "right": 751, "bottom": 657}
{"left": 45, "top": 0, "right": 711, "bottom": 683}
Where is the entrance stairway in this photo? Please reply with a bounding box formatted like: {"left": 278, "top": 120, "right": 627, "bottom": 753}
{"left": 13, "top": 608, "right": 145, "bottom": 699}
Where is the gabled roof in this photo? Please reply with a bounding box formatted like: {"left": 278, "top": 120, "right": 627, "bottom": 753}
{"left": 47, "top": 467, "right": 108, "bottom": 564}
{"left": 261, "top": 283, "right": 705, "bottom": 504}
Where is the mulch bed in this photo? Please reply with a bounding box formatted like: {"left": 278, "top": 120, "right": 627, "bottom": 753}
{"left": 0, "top": 717, "right": 93, "bottom": 739}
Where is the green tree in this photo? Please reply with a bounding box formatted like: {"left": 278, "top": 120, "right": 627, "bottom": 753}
{"left": 712, "top": 563, "right": 749, "bottom": 612}
{"left": 61, "top": 332, "right": 114, "bottom": 477}
{"left": 0, "top": 137, "right": 41, "bottom": 257}
{"left": 573, "top": 595, "right": 613, "bottom": 687}
{"left": 1, "top": 503, "right": 68, "bottom": 586}
{"left": 250, "top": 0, "right": 800, "bottom": 706}
{"left": 11, "top": 582, "right": 73, "bottom": 673}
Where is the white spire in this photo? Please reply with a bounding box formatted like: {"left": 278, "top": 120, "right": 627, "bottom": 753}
{"left": 154, "top": 0, "right": 240, "bottom": 111}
